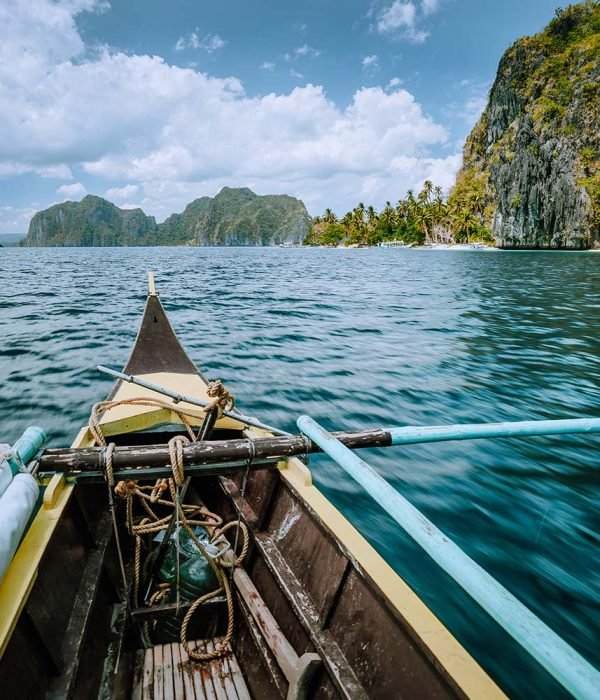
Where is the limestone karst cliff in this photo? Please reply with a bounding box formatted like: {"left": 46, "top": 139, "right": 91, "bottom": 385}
{"left": 455, "top": 2, "right": 599, "bottom": 248}
{"left": 22, "top": 188, "right": 311, "bottom": 247}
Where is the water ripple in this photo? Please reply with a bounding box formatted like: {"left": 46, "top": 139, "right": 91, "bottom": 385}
{"left": 0, "top": 247, "right": 599, "bottom": 697}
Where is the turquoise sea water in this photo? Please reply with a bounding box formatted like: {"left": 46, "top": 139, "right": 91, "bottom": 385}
{"left": 0, "top": 246, "right": 599, "bottom": 698}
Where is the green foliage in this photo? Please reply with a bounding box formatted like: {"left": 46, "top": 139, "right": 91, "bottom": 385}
{"left": 510, "top": 193, "right": 522, "bottom": 208}
{"left": 22, "top": 195, "right": 158, "bottom": 247}
{"left": 455, "top": 1, "right": 599, "bottom": 245}
{"left": 306, "top": 178, "right": 493, "bottom": 247}
{"left": 23, "top": 189, "right": 312, "bottom": 247}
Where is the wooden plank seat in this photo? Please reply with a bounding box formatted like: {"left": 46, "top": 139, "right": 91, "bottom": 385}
{"left": 132, "top": 638, "right": 250, "bottom": 700}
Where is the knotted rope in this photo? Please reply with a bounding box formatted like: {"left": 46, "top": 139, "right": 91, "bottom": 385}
{"left": 89, "top": 387, "right": 249, "bottom": 661}
{"left": 205, "top": 379, "right": 235, "bottom": 416}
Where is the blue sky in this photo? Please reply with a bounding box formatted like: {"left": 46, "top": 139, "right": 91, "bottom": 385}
{"left": 0, "top": 0, "right": 563, "bottom": 232}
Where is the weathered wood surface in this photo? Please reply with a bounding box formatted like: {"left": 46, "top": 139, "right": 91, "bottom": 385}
{"left": 130, "top": 596, "right": 226, "bottom": 623}
{"left": 47, "top": 511, "right": 113, "bottom": 700}
{"left": 234, "top": 566, "right": 321, "bottom": 697}
{"left": 44, "top": 458, "right": 281, "bottom": 483}
{"left": 38, "top": 429, "right": 392, "bottom": 471}
{"left": 132, "top": 638, "right": 251, "bottom": 700}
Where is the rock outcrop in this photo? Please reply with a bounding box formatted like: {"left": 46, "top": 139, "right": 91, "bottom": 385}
{"left": 159, "top": 187, "right": 311, "bottom": 246}
{"left": 24, "top": 195, "right": 157, "bottom": 247}
{"left": 23, "top": 188, "right": 312, "bottom": 247}
{"left": 455, "top": 2, "right": 599, "bottom": 248}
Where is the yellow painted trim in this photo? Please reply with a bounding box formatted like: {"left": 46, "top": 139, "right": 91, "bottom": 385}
{"left": 43, "top": 473, "right": 65, "bottom": 509}
{"left": 0, "top": 427, "right": 89, "bottom": 658}
{"left": 102, "top": 371, "right": 244, "bottom": 434}
{"left": 279, "top": 458, "right": 507, "bottom": 700}
{"left": 0, "top": 477, "right": 74, "bottom": 658}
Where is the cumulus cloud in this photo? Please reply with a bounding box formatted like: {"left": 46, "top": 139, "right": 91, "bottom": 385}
{"left": 0, "top": 0, "right": 461, "bottom": 224}
{"left": 421, "top": 0, "right": 439, "bottom": 15}
{"left": 174, "top": 30, "right": 226, "bottom": 53}
{"left": 260, "top": 61, "right": 275, "bottom": 70}
{"left": 386, "top": 77, "right": 403, "bottom": 90}
{"left": 57, "top": 182, "right": 87, "bottom": 199}
{"left": 375, "top": 0, "right": 438, "bottom": 43}
{"left": 104, "top": 184, "right": 139, "bottom": 201}
{"left": 362, "top": 55, "right": 380, "bottom": 71}
{"left": 377, "top": 1, "right": 416, "bottom": 33}
{"left": 0, "top": 205, "right": 39, "bottom": 234}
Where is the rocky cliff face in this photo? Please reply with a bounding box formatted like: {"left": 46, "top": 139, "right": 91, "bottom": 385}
{"left": 23, "top": 188, "right": 311, "bottom": 247}
{"left": 456, "top": 2, "right": 599, "bottom": 248}
{"left": 159, "top": 187, "right": 311, "bottom": 246}
{"left": 24, "top": 195, "right": 158, "bottom": 246}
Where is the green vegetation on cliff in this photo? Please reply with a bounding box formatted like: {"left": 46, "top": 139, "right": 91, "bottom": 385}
{"left": 160, "top": 187, "right": 311, "bottom": 246}
{"left": 456, "top": 1, "right": 599, "bottom": 248}
{"left": 22, "top": 188, "right": 311, "bottom": 247}
{"left": 25, "top": 196, "right": 157, "bottom": 247}
{"left": 305, "top": 181, "right": 493, "bottom": 247}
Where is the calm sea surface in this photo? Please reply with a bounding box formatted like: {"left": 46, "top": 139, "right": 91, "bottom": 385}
{"left": 1, "top": 247, "right": 599, "bottom": 697}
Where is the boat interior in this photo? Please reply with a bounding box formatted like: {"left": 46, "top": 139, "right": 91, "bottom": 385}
{"left": 0, "top": 283, "right": 505, "bottom": 700}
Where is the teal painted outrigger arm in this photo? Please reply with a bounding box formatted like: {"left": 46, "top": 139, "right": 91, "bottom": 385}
{"left": 297, "top": 415, "right": 600, "bottom": 700}
{"left": 386, "top": 417, "right": 600, "bottom": 445}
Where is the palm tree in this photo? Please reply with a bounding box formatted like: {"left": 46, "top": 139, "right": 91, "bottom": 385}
{"left": 323, "top": 208, "right": 337, "bottom": 224}
{"left": 366, "top": 205, "right": 378, "bottom": 228}
{"left": 414, "top": 206, "right": 433, "bottom": 244}
{"left": 418, "top": 180, "right": 434, "bottom": 204}
{"left": 452, "top": 208, "right": 477, "bottom": 244}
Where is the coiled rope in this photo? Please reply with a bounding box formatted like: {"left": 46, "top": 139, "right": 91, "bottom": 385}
{"left": 91, "top": 387, "right": 249, "bottom": 661}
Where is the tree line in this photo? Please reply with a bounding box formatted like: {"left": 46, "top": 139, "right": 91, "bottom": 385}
{"left": 305, "top": 175, "right": 494, "bottom": 247}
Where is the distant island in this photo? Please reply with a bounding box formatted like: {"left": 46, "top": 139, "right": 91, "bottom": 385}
{"left": 21, "top": 187, "right": 311, "bottom": 247}
{"left": 308, "top": 2, "right": 599, "bottom": 250}
{"left": 0, "top": 233, "right": 26, "bottom": 247}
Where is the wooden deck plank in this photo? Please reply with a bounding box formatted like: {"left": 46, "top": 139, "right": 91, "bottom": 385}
{"left": 189, "top": 641, "right": 213, "bottom": 700}
{"left": 204, "top": 640, "right": 229, "bottom": 700}
{"left": 179, "top": 644, "right": 197, "bottom": 700}
{"left": 171, "top": 643, "right": 186, "bottom": 699}
{"left": 131, "top": 649, "right": 145, "bottom": 700}
{"left": 141, "top": 638, "right": 250, "bottom": 700}
{"left": 203, "top": 640, "right": 224, "bottom": 700}
{"left": 163, "top": 641, "right": 175, "bottom": 700}
{"left": 154, "top": 644, "right": 165, "bottom": 700}
{"left": 223, "top": 650, "right": 251, "bottom": 700}
{"left": 142, "top": 648, "right": 154, "bottom": 700}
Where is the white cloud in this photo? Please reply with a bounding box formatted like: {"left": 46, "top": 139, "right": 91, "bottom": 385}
{"left": 260, "top": 61, "right": 275, "bottom": 71}
{"left": 285, "top": 45, "right": 321, "bottom": 61}
{"left": 375, "top": 0, "right": 435, "bottom": 43}
{"left": 377, "top": 1, "right": 416, "bottom": 33}
{"left": 289, "top": 68, "right": 304, "bottom": 79}
{"left": 386, "top": 77, "right": 403, "bottom": 90}
{"left": 104, "top": 184, "right": 139, "bottom": 201}
{"left": 445, "top": 80, "right": 490, "bottom": 127}
{"left": 174, "top": 30, "right": 226, "bottom": 53}
{"left": 294, "top": 44, "right": 320, "bottom": 58}
{"left": 421, "top": 0, "right": 439, "bottom": 15}
{"left": 0, "top": 205, "right": 39, "bottom": 234}
{"left": 0, "top": 0, "right": 460, "bottom": 223}
{"left": 57, "top": 182, "right": 87, "bottom": 199}
{"left": 362, "top": 55, "right": 380, "bottom": 71}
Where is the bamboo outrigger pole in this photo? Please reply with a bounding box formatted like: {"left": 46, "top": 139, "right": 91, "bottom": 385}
{"left": 39, "top": 417, "right": 600, "bottom": 475}
{"left": 96, "top": 365, "right": 291, "bottom": 436}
